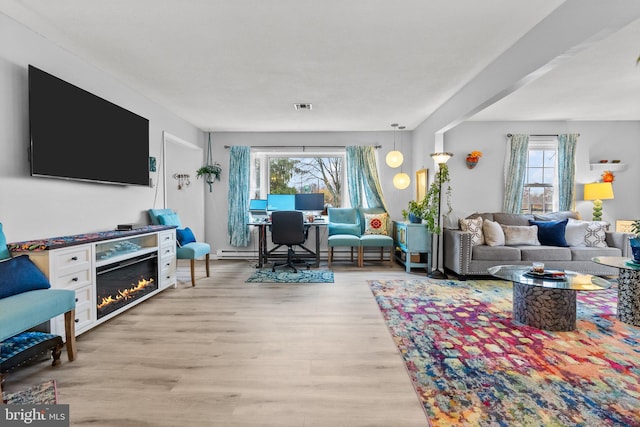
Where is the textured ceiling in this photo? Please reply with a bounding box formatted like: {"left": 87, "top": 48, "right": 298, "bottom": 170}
{"left": 1, "top": 0, "right": 639, "bottom": 132}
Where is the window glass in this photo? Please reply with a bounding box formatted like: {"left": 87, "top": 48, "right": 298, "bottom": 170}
{"left": 521, "top": 140, "right": 557, "bottom": 214}
{"left": 250, "top": 151, "right": 344, "bottom": 209}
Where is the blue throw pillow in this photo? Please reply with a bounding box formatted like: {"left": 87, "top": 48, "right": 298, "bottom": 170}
{"left": 0, "top": 223, "right": 10, "bottom": 260}
{"left": 176, "top": 227, "right": 197, "bottom": 246}
{"left": 158, "top": 213, "right": 182, "bottom": 227}
{"left": 0, "top": 255, "right": 51, "bottom": 299}
{"left": 529, "top": 219, "right": 569, "bottom": 247}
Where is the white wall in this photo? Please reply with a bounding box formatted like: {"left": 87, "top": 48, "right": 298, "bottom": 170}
{"left": 440, "top": 121, "right": 640, "bottom": 224}
{"left": 0, "top": 13, "right": 203, "bottom": 243}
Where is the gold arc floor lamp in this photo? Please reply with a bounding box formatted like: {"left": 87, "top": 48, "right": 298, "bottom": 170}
{"left": 427, "top": 152, "right": 453, "bottom": 279}
{"left": 584, "top": 182, "right": 614, "bottom": 221}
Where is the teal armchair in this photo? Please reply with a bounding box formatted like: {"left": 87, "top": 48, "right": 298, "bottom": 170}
{"left": 148, "top": 209, "right": 210, "bottom": 286}
{"left": 327, "top": 208, "right": 362, "bottom": 267}
{"left": 357, "top": 207, "right": 394, "bottom": 267}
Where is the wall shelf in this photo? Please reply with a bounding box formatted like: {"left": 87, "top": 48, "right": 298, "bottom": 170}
{"left": 589, "top": 163, "right": 627, "bottom": 172}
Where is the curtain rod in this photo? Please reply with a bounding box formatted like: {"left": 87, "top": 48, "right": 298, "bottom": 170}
{"left": 224, "top": 144, "right": 381, "bottom": 149}
{"left": 506, "top": 133, "right": 580, "bottom": 137}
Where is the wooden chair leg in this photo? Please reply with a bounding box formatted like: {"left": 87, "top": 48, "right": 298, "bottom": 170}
{"left": 358, "top": 247, "right": 364, "bottom": 267}
{"left": 64, "top": 309, "right": 77, "bottom": 361}
{"left": 190, "top": 259, "right": 196, "bottom": 287}
{"left": 328, "top": 247, "right": 333, "bottom": 268}
{"left": 205, "top": 253, "right": 210, "bottom": 277}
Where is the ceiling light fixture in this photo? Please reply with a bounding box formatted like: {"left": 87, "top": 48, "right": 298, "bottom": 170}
{"left": 393, "top": 126, "right": 410, "bottom": 189}
{"left": 385, "top": 123, "right": 403, "bottom": 168}
{"left": 293, "top": 103, "right": 312, "bottom": 110}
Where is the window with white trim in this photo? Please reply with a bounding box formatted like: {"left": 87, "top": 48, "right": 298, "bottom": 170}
{"left": 250, "top": 150, "right": 345, "bottom": 208}
{"left": 521, "top": 138, "right": 558, "bottom": 214}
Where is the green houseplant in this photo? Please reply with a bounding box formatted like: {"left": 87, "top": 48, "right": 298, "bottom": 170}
{"left": 196, "top": 162, "right": 222, "bottom": 192}
{"left": 402, "top": 199, "right": 426, "bottom": 223}
{"left": 422, "top": 164, "right": 452, "bottom": 234}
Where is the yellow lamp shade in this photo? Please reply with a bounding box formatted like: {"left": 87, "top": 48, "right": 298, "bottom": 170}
{"left": 393, "top": 172, "right": 410, "bottom": 189}
{"left": 584, "top": 182, "right": 614, "bottom": 201}
{"left": 386, "top": 150, "right": 404, "bottom": 168}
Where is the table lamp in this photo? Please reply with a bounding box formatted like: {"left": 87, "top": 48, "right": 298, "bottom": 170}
{"left": 584, "top": 182, "right": 614, "bottom": 221}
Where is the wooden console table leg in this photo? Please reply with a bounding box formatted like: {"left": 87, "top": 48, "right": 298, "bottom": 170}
{"left": 64, "top": 309, "right": 78, "bottom": 361}
{"left": 205, "top": 253, "right": 210, "bottom": 277}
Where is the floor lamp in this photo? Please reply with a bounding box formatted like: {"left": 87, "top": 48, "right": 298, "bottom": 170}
{"left": 427, "top": 152, "right": 453, "bottom": 279}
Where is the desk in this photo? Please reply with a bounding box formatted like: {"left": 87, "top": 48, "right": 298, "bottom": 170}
{"left": 249, "top": 220, "right": 327, "bottom": 268}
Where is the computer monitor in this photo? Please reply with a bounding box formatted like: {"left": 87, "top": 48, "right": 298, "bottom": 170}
{"left": 266, "top": 194, "right": 296, "bottom": 211}
{"left": 295, "top": 193, "right": 324, "bottom": 212}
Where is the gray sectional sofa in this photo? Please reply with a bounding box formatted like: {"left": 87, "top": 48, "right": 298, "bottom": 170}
{"left": 443, "top": 211, "right": 632, "bottom": 279}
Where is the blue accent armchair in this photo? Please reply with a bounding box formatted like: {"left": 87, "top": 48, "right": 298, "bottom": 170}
{"left": 148, "top": 209, "right": 210, "bottom": 286}
{"left": 327, "top": 208, "right": 362, "bottom": 267}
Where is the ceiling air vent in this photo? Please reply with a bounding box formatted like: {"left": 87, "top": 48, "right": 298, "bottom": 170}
{"left": 293, "top": 103, "right": 312, "bottom": 110}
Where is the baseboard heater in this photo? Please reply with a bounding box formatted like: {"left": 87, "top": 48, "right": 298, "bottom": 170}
{"left": 216, "top": 249, "right": 259, "bottom": 260}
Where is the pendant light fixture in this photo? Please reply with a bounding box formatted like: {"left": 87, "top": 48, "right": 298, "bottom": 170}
{"left": 385, "top": 123, "right": 404, "bottom": 168}
{"left": 393, "top": 126, "right": 410, "bottom": 189}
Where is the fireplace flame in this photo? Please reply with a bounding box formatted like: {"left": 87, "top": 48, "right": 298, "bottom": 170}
{"left": 97, "top": 277, "right": 155, "bottom": 310}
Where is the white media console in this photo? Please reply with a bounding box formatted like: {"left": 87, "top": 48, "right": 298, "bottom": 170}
{"left": 8, "top": 226, "right": 176, "bottom": 337}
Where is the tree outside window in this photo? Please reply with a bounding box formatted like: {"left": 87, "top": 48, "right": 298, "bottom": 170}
{"left": 251, "top": 152, "right": 344, "bottom": 208}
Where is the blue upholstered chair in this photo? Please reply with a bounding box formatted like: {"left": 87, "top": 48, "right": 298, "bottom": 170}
{"left": 357, "top": 207, "right": 394, "bottom": 267}
{"left": 327, "top": 208, "right": 362, "bottom": 267}
{"left": 148, "top": 209, "right": 210, "bottom": 286}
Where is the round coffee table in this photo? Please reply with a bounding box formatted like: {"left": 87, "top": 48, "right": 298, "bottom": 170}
{"left": 488, "top": 265, "right": 611, "bottom": 331}
{"left": 592, "top": 256, "right": 640, "bottom": 326}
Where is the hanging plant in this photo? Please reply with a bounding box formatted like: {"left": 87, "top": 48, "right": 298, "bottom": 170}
{"left": 196, "top": 162, "right": 222, "bottom": 192}
{"left": 197, "top": 133, "right": 222, "bottom": 192}
{"left": 421, "top": 164, "right": 452, "bottom": 234}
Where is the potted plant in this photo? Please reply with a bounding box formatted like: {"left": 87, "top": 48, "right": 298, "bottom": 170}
{"left": 630, "top": 220, "right": 640, "bottom": 263}
{"left": 196, "top": 162, "right": 222, "bottom": 192}
{"left": 422, "top": 164, "right": 452, "bottom": 234}
{"left": 402, "top": 199, "right": 425, "bottom": 223}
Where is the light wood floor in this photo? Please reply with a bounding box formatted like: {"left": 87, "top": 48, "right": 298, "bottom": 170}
{"left": 4, "top": 258, "right": 430, "bottom": 426}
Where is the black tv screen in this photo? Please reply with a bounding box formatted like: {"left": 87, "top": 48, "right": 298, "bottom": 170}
{"left": 28, "top": 65, "right": 150, "bottom": 186}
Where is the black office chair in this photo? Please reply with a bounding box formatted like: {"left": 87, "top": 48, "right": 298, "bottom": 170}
{"left": 270, "top": 211, "right": 310, "bottom": 273}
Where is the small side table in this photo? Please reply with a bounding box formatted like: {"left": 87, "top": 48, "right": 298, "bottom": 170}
{"left": 393, "top": 221, "right": 432, "bottom": 273}
{"left": 593, "top": 256, "right": 640, "bottom": 326}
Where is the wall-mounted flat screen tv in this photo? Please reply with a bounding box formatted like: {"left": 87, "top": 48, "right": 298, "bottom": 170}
{"left": 28, "top": 65, "right": 150, "bottom": 186}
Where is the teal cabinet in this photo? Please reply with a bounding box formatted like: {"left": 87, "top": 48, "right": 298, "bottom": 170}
{"left": 393, "top": 221, "right": 432, "bottom": 273}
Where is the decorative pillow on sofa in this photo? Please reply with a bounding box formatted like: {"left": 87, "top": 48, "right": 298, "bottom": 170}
{"left": 566, "top": 219, "right": 608, "bottom": 248}
{"left": 460, "top": 217, "right": 484, "bottom": 246}
{"left": 501, "top": 225, "right": 540, "bottom": 246}
{"left": 176, "top": 227, "right": 197, "bottom": 247}
{"left": 0, "top": 255, "right": 51, "bottom": 299}
{"left": 533, "top": 211, "right": 581, "bottom": 221}
{"left": 529, "top": 219, "right": 569, "bottom": 247}
{"left": 364, "top": 213, "right": 389, "bottom": 235}
{"left": 482, "top": 219, "right": 505, "bottom": 246}
{"left": 584, "top": 221, "right": 608, "bottom": 247}
{"left": 565, "top": 220, "right": 589, "bottom": 247}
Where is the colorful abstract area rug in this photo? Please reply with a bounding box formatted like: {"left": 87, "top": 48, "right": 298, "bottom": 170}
{"left": 246, "top": 269, "right": 334, "bottom": 283}
{"left": 2, "top": 380, "right": 58, "bottom": 404}
{"left": 369, "top": 278, "right": 640, "bottom": 426}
